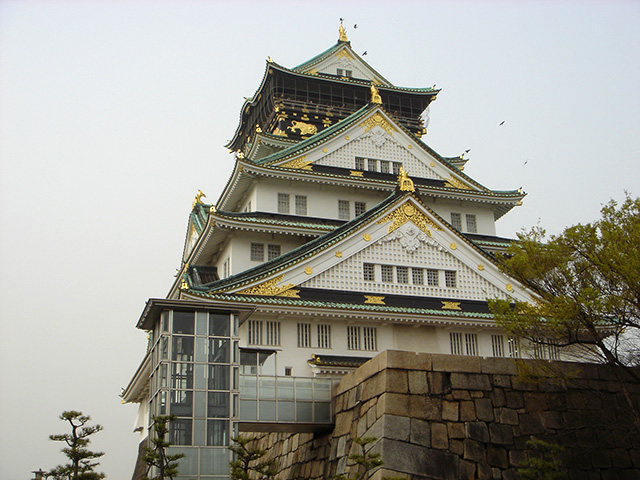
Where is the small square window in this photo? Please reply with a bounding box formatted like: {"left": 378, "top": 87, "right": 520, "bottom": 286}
{"left": 412, "top": 268, "right": 424, "bottom": 285}
{"left": 338, "top": 200, "right": 350, "bottom": 220}
{"left": 277, "top": 193, "right": 290, "bottom": 214}
{"left": 284, "top": 367, "right": 292, "bottom": 376}
{"left": 250, "top": 243, "right": 264, "bottom": 262}
{"left": 355, "top": 202, "right": 366, "bottom": 216}
{"left": 445, "top": 270, "right": 457, "bottom": 288}
{"left": 367, "top": 158, "right": 378, "bottom": 171}
{"left": 380, "top": 161, "right": 390, "bottom": 173}
{"left": 363, "top": 263, "right": 375, "bottom": 282}
{"left": 381, "top": 265, "right": 393, "bottom": 283}
{"left": 427, "top": 269, "right": 439, "bottom": 286}
{"left": 451, "top": 213, "right": 462, "bottom": 231}
{"left": 396, "top": 266, "right": 409, "bottom": 284}
{"left": 295, "top": 195, "right": 308, "bottom": 216}
{"left": 355, "top": 157, "right": 365, "bottom": 170}
{"left": 267, "top": 244, "right": 281, "bottom": 261}
{"left": 392, "top": 162, "right": 402, "bottom": 175}
{"left": 466, "top": 214, "right": 477, "bottom": 233}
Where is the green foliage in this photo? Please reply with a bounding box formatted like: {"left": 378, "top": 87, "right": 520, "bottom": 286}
{"left": 334, "top": 437, "right": 383, "bottom": 480}
{"left": 47, "top": 410, "right": 105, "bottom": 480}
{"left": 229, "top": 435, "right": 278, "bottom": 480}
{"left": 142, "top": 415, "right": 184, "bottom": 480}
{"left": 517, "top": 437, "right": 567, "bottom": 480}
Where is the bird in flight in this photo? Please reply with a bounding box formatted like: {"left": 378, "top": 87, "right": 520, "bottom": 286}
{"left": 499, "top": 121, "right": 505, "bottom": 126}
{"left": 354, "top": 24, "right": 358, "bottom": 29}
{"left": 362, "top": 51, "right": 368, "bottom": 56}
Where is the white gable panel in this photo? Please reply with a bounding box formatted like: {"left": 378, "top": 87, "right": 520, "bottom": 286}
{"left": 301, "top": 228, "right": 510, "bottom": 302}
{"left": 314, "top": 126, "right": 445, "bottom": 181}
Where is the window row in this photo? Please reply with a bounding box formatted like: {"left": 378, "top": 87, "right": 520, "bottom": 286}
{"left": 347, "top": 326, "right": 377, "bottom": 351}
{"left": 153, "top": 363, "right": 234, "bottom": 392}
{"left": 297, "top": 323, "right": 332, "bottom": 349}
{"left": 364, "top": 263, "right": 457, "bottom": 288}
{"left": 450, "top": 332, "right": 523, "bottom": 358}
{"left": 250, "top": 243, "right": 281, "bottom": 262}
{"left": 167, "top": 417, "right": 231, "bottom": 447}
{"left": 158, "top": 310, "right": 235, "bottom": 337}
{"left": 450, "top": 212, "right": 477, "bottom": 233}
{"left": 247, "top": 320, "right": 281, "bottom": 346}
{"left": 354, "top": 157, "right": 402, "bottom": 175}
{"left": 277, "top": 193, "right": 307, "bottom": 215}
{"left": 338, "top": 200, "right": 367, "bottom": 220}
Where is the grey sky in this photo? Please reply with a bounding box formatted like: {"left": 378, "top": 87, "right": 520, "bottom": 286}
{"left": 1, "top": 1, "right": 638, "bottom": 479}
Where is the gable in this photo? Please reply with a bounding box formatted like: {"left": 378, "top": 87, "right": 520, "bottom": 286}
{"left": 300, "top": 45, "right": 390, "bottom": 86}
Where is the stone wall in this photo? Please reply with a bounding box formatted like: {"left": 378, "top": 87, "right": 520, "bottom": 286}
{"left": 248, "top": 351, "right": 640, "bottom": 480}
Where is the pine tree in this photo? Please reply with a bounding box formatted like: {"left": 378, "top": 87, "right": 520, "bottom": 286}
{"left": 142, "top": 415, "right": 184, "bottom": 480}
{"left": 48, "top": 410, "right": 105, "bottom": 480}
{"left": 229, "top": 435, "right": 277, "bottom": 480}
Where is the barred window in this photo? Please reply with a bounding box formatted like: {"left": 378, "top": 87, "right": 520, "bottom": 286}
{"left": 396, "top": 266, "right": 409, "bottom": 284}
{"left": 381, "top": 265, "right": 393, "bottom": 283}
{"left": 450, "top": 332, "right": 463, "bottom": 355}
{"left": 367, "top": 158, "right": 378, "bottom": 171}
{"left": 380, "top": 160, "right": 390, "bottom": 173}
{"left": 295, "top": 195, "right": 307, "bottom": 216}
{"left": 267, "top": 244, "right": 281, "bottom": 261}
{"left": 277, "top": 193, "right": 290, "bottom": 214}
{"left": 265, "top": 321, "right": 280, "bottom": 346}
{"left": 338, "top": 200, "right": 350, "bottom": 220}
{"left": 363, "top": 263, "right": 375, "bottom": 282}
{"left": 450, "top": 212, "right": 462, "bottom": 231}
{"left": 355, "top": 202, "right": 366, "bottom": 217}
{"left": 491, "top": 335, "right": 505, "bottom": 357}
{"left": 347, "top": 326, "right": 360, "bottom": 350}
{"left": 363, "top": 327, "right": 377, "bottom": 351}
{"left": 451, "top": 332, "right": 478, "bottom": 356}
{"left": 445, "top": 270, "right": 457, "bottom": 288}
{"left": 465, "top": 333, "right": 478, "bottom": 356}
{"left": 355, "top": 157, "right": 365, "bottom": 170}
{"left": 297, "top": 323, "right": 311, "bottom": 348}
{"left": 248, "top": 320, "right": 262, "bottom": 345}
{"left": 317, "top": 324, "right": 331, "bottom": 349}
{"left": 427, "top": 269, "right": 439, "bottom": 286}
{"left": 507, "top": 336, "right": 521, "bottom": 358}
{"left": 466, "top": 214, "right": 477, "bottom": 233}
{"left": 250, "top": 243, "right": 264, "bottom": 262}
{"left": 412, "top": 268, "right": 424, "bottom": 285}
{"left": 392, "top": 162, "right": 402, "bottom": 175}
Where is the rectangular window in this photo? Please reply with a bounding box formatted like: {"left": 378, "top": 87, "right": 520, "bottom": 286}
{"left": 317, "top": 324, "right": 331, "bottom": 349}
{"left": 355, "top": 157, "right": 365, "bottom": 170}
{"left": 426, "top": 269, "right": 439, "bottom": 286}
{"left": 363, "top": 263, "right": 375, "bottom": 282}
{"left": 367, "top": 158, "right": 378, "bottom": 171}
{"left": 295, "top": 195, "right": 308, "bottom": 215}
{"left": 451, "top": 212, "right": 462, "bottom": 231}
{"left": 169, "top": 418, "right": 192, "bottom": 446}
{"left": 345, "top": 70, "right": 352, "bottom": 77}
{"left": 507, "top": 336, "right": 521, "bottom": 358}
{"left": 277, "top": 193, "right": 290, "bottom": 214}
{"left": 265, "top": 321, "right": 280, "bottom": 346}
{"left": 267, "top": 244, "right": 281, "bottom": 261}
{"left": 491, "top": 335, "right": 505, "bottom": 357}
{"left": 465, "top": 333, "right": 478, "bottom": 356}
{"left": 347, "top": 326, "right": 360, "bottom": 350}
{"left": 392, "top": 162, "right": 402, "bottom": 175}
{"left": 396, "top": 266, "right": 409, "bottom": 284}
{"left": 380, "top": 160, "right": 390, "bottom": 174}
{"left": 338, "top": 200, "right": 350, "bottom": 220}
{"left": 466, "top": 214, "right": 477, "bottom": 233}
{"left": 445, "top": 270, "right": 457, "bottom": 288}
{"left": 363, "top": 327, "right": 377, "bottom": 351}
{"left": 412, "top": 268, "right": 424, "bottom": 285}
{"left": 450, "top": 332, "right": 463, "bottom": 355}
{"left": 297, "top": 323, "right": 311, "bottom": 348}
{"left": 381, "top": 265, "right": 394, "bottom": 283}
{"left": 248, "top": 320, "right": 262, "bottom": 345}
{"left": 354, "top": 202, "right": 366, "bottom": 216}
{"left": 250, "top": 243, "right": 264, "bottom": 262}
{"left": 336, "top": 68, "right": 343, "bottom": 76}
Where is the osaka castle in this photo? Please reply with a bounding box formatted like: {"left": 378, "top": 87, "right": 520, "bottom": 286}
{"left": 123, "top": 23, "right": 535, "bottom": 479}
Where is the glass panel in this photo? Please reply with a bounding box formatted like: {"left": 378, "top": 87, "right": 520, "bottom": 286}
{"left": 278, "top": 401, "right": 295, "bottom": 421}
{"left": 173, "top": 311, "right": 194, "bottom": 334}
{"left": 259, "top": 377, "right": 276, "bottom": 400}
{"left": 295, "top": 378, "right": 313, "bottom": 400}
{"left": 314, "top": 402, "right": 331, "bottom": 422}
{"left": 296, "top": 402, "right": 313, "bottom": 422}
{"left": 195, "top": 337, "right": 208, "bottom": 362}
{"left": 168, "top": 447, "right": 197, "bottom": 475}
{"left": 240, "top": 400, "right": 257, "bottom": 421}
{"left": 200, "top": 448, "right": 230, "bottom": 475}
{"left": 194, "top": 364, "right": 206, "bottom": 390}
{"left": 277, "top": 377, "right": 294, "bottom": 400}
{"left": 258, "top": 351, "right": 276, "bottom": 376}
{"left": 194, "top": 391, "right": 206, "bottom": 418}
{"left": 207, "top": 420, "right": 229, "bottom": 446}
{"left": 208, "top": 365, "right": 230, "bottom": 391}
{"left": 171, "top": 363, "right": 193, "bottom": 390}
{"left": 170, "top": 390, "right": 193, "bottom": 416}
{"left": 161, "top": 310, "right": 169, "bottom": 332}
{"left": 232, "top": 394, "right": 239, "bottom": 418}
{"left": 207, "top": 392, "right": 229, "bottom": 418}
{"left": 193, "top": 418, "right": 206, "bottom": 446}
{"left": 208, "top": 338, "right": 229, "bottom": 363}
{"left": 169, "top": 419, "right": 192, "bottom": 446}
{"left": 159, "top": 391, "right": 167, "bottom": 415}
{"left": 159, "top": 363, "right": 168, "bottom": 388}
{"left": 232, "top": 315, "right": 239, "bottom": 336}
{"left": 240, "top": 351, "right": 258, "bottom": 375}
{"left": 314, "top": 379, "right": 331, "bottom": 401}
{"left": 172, "top": 336, "right": 194, "bottom": 362}
{"left": 232, "top": 367, "right": 239, "bottom": 390}
{"left": 239, "top": 375, "right": 257, "bottom": 398}
{"left": 160, "top": 337, "right": 168, "bottom": 360}
{"left": 259, "top": 400, "right": 276, "bottom": 421}
{"left": 209, "top": 313, "right": 230, "bottom": 337}
{"left": 196, "top": 311, "right": 208, "bottom": 335}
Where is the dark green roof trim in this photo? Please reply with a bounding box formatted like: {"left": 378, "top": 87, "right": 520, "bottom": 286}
{"left": 212, "top": 210, "right": 344, "bottom": 231}
{"left": 190, "top": 203, "right": 211, "bottom": 235}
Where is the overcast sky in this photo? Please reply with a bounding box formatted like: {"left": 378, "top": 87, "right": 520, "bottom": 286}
{"left": 1, "top": 1, "right": 638, "bottom": 479}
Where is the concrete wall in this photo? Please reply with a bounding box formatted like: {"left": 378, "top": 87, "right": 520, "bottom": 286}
{"left": 247, "top": 351, "right": 640, "bottom": 480}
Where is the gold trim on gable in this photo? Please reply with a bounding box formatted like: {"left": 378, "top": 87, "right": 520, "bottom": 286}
{"left": 350, "top": 170, "right": 364, "bottom": 177}
{"left": 237, "top": 274, "right": 300, "bottom": 298}
{"left": 442, "top": 301, "right": 461, "bottom": 310}
{"left": 360, "top": 113, "right": 397, "bottom": 136}
{"left": 279, "top": 155, "right": 313, "bottom": 170}
{"left": 444, "top": 175, "right": 472, "bottom": 190}
{"left": 365, "top": 295, "right": 385, "bottom": 305}
{"left": 377, "top": 201, "right": 443, "bottom": 236}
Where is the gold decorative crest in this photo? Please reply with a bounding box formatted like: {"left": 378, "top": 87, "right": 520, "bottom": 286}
{"left": 192, "top": 189, "right": 206, "bottom": 208}
{"left": 360, "top": 113, "right": 397, "bottom": 136}
{"left": 279, "top": 155, "right": 312, "bottom": 170}
{"left": 506, "top": 284, "right": 514, "bottom": 292}
{"left": 450, "top": 242, "right": 457, "bottom": 250}
{"left": 272, "top": 128, "right": 288, "bottom": 137}
{"left": 442, "top": 301, "right": 461, "bottom": 310}
{"left": 304, "top": 267, "right": 313, "bottom": 275}
{"left": 335, "top": 251, "right": 343, "bottom": 258}
{"left": 370, "top": 84, "right": 382, "bottom": 104}
{"left": 377, "top": 201, "right": 442, "bottom": 236}
{"left": 444, "top": 175, "right": 472, "bottom": 190}
{"left": 398, "top": 167, "right": 415, "bottom": 192}
{"left": 350, "top": 170, "right": 364, "bottom": 177}
{"left": 365, "top": 295, "right": 385, "bottom": 305}
{"left": 363, "top": 234, "right": 371, "bottom": 241}
{"left": 478, "top": 264, "right": 484, "bottom": 271}
{"left": 237, "top": 274, "right": 300, "bottom": 298}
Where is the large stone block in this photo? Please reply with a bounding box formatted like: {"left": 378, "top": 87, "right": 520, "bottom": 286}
{"left": 410, "top": 395, "right": 442, "bottom": 421}
{"left": 442, "top": 400, "right": 459, "bottom": 421}
{"left": 410, "top": 418, "right": 431, "bottom": 447}
{"left": 463, "top": 438, "right": 486, "bottom": 463}
{"left": 377, "top": 392, "right": 410, "bottom": 417}
{"left": 517, "top": 413, "right": 544, "bottom": 435}
{"left": 432, "top": 354, "right": 482, "bottom": 373}
{"left": 428, "top": 371, "right": 452, "bottom": 394}
{"left": 487, "top": 446, "right": 508, "bottom": 468}
{"left": 459, "top": 459, "right": 476, "bottom": 480}
{"left": 382, "top": 350, "right": 432, "bottom": 371}
{"left": 466, "top": 421, "right": 489, "bottom": 442}
{"left": 489, "top": 423, "right": 514, "bottom": 445}
{"left": 459, "top": 400, "right": 476, "bottom": 421}
{"left": 496, "top": 407, "right": 519, "bottom": 425}
{"left": 431, "top": 422, "right": 449, "bottom": 449}
{"left": 408, "top": 370, "right": 429, "bottom": 394}
{"left": 385, "top": 369, "right": 409, "bottom": 393}
{"left": 481, "top": 357, "right": 518, "bottom": 375}
{"left": 447, "top": 421, "right": 466, "bottom": 439}
{"left": 475, "top": 398, "right": 494, "bottom": 421}
{"left": 381, "top": 438, "right": 459, "bottom": 480}
{"left": 451, "top": 373, "right": 492, "bottom": 391}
